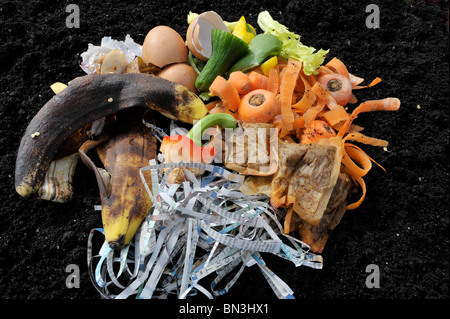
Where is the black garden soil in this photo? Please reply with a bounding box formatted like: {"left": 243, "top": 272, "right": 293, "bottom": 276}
{"left": 0, "top": 0, "right": 448, "bottom": 304}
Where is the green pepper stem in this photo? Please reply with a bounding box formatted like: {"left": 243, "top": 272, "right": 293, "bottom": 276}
{"left": 186, "top": 113, "right": 237, "bottom": 146}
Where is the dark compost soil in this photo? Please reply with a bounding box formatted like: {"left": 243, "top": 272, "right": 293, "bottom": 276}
{"left": 0, "top": 0, "right": 448, "bottom": 301}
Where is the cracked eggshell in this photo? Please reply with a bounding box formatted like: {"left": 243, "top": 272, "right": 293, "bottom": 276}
{"left": 142, "top": 26, "right": 188, "bottom": 68}
{"left": 186, "top": 11, "right": 230, "bottom": 61}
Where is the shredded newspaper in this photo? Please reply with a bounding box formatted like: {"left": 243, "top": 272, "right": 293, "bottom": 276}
{"left": 87, "top": 151, "right": 323, "bottom": 299}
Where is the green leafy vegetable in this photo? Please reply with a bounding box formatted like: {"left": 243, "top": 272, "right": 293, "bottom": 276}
{"left": 227, "top": 33, "right": 282, "bottom": 74}
{"left": 257, "top": 11, "right": 329, "bottom": 75}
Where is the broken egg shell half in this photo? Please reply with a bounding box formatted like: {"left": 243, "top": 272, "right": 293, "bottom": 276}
{"left": 142, "top": 26, "right": 188, "bottom": 68}
{"left": 158, "top": 63, "right": 198, "bottom": 94}
{"left": 186, "top": 11, "right": 230, "bottom": 61}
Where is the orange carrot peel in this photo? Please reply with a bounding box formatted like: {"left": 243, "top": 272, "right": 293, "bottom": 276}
{"left": 279, "top": 59, "right": 302, "bottom": 137}
{"left": 337, "top": 98, "right": 401, "bottom": 209}
{"left": 209, "top": 75, "right": 241, "bottom": 112}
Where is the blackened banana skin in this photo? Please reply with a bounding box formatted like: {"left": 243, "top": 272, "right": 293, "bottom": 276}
{"left": 15, "top": 73, "right": 207, "bottom": 198}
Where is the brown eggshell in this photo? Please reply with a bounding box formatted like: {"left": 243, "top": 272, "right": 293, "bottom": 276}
{"left": 187, "top": 17, "right": 207, "bottom": 61}
{"left": 158, "top": 63, "right": 198, "bottom": 94}
{"left": 142, "top": 26, "right": 188, "bottom": 68}
{"left": 186, "top": 11, "right": 230, "bottom": 61}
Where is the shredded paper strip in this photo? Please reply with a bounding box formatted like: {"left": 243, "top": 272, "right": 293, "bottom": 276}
{"left": 87, "top": 158, "right": 323, "bottom": 299}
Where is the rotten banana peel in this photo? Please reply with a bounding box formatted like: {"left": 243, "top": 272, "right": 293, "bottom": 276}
{"left": 79, "top": 110, "right": 157, "bottom": 249}
{"left": 15, "top": 73, "right": 207, "bottom": 199}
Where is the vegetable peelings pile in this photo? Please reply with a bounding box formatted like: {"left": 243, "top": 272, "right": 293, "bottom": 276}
{"left": 14, "top": 10, "right": 400, "bottom": 299}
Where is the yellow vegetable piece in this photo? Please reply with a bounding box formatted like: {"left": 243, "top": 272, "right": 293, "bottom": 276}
{"left": 241, "top": 32, "right": 255, "bottom": 44}
{"left": 232, "top": 16, "right": 255, "bottom": 44}
{"left": 260, "top": 56, "right": 278, "bottom": 77}
{"left": 50, "top": 82, "right": 68, "bottom": 94}
{"left": 232, "top": 16, "right": 246, "bottom": 35}
{"left": 226, "top": 19, "right": 256, "bottom": 35}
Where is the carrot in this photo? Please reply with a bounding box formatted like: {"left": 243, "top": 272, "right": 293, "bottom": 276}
{"left": 316, "top": 109, "right": 328, "bottom": 119}
{"left": 348, "top": 93, "right": 358, "bottom": 104}
{"left": 333, "top": 121, "right": 364, "bottom": 133}
{"left": 300, "top": 120, "right": 336, "bottom": 144}
{"left": 275, "top": 59, "right": 288, "bottom": 73}
{"left": 292, "top": 113, "right": 305, "bottom": 130}
{"left": 272, "top": 112, "right": 303, "bottom": 131}
{"left": 205, "top": 100, "right": 222, "bottom": 111}
{"left": 228, "top": 71, "right": 252, "bottom": 95}
{"left": 277, "top": 64, "right": 286, "bottom": 81}
{"left": 344, "top": 170, "right": 367, "bottom": 210}
{"left": 237, "top": 89, "right": 278, "bottom": 123}
{"left": 279, "top": 59, "right": 302, "bottom": 137}
{"left": 343, "top": 132, "right": 388, "bottom": 173}
{"left": 267, "top": 68, "right": 279, "bottom": 95}
{"left": 209, "top": 75, "right": 240, "bottom": 112}
{"left": 343, "top": 132, "right": 388, "bottom": 147}
{"left": 352, "top": 77, "right": 382, "bottom": 90}
{"left": 325, "top": 57, "right": 350, "bottom": 79}
{"left": 303, "top": 100, "right": 326, "bottom": 126}
{"left": 270, "top": 194, "right": 286, "bottom": 210}
{"left": 311, "top": 81, "right": 339, "bottom": 110}
{"left": 339, "top": 137, "right": 388, "bottom": 211}
{"left": 337, "top": 98, "right": 401, "bottom": 137}
{"left": 322, "top": 104, "right": 350, "bottom": 127}
{"left": 339, "top": 129, "right": 393, "bottom": 211}
{"left": 295, "top": 73, "right": 310, "bottom": 94}
{"left": 248, "top": 71, "right": 269, "bottom": 90}
{"left": 303, "top": 72, "right": 317, "bottom": 87}
{"left": 341, "top": 138, "right": 388, "bottom": 210}
{"left": 208, "top": 101, "right": 240, "bottom": 120}
{"left": 208, "top": 102, "right": 227, "bottom": 114}
{"left": 335, "top": 98, "right": 400, "bottom": 209}
{"left": 349, "top": 73, "right": 365, "bottom": 86}
{"left": 291, "top": 73, "right": 317, "bottom": 111}
{"left": 317, "top": 73, "right": 353, "bottom": 106}
{"left": 317, "top": 65, "right": 336, "bottom": 77}
{"left": 226, "top": 109, "right": 241, "bottom": 120}
{"left": 341, "top": 143, "right": 373, "bottom": 177}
